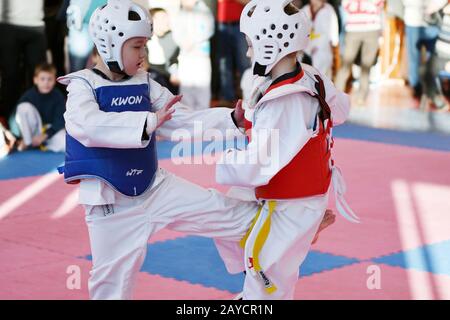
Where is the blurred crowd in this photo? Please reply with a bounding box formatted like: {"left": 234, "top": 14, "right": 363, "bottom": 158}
{"left": 0, "top": 0, "right": 449, "bottom": 158}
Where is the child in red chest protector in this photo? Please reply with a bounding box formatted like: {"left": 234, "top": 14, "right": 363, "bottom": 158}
{"left": 215, "top": 0, "right": 360, "bottom": 300}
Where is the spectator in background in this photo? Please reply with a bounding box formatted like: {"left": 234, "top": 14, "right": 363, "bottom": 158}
{"left": 65, "top": 0, "right": 107, "bottom": 72}
{"left": 147, "top": 7, "right": 180, "bottom": 95}
{"left": 216, "top": 0, "right": 251, "bottom": 106}
{"left": 402, "top": 0, "right": 442, "bottom": 100}
{"left": 44, "top": 0, "right": 67, "bottom": 78}
{"left": 9, "top": 63, "right": 66, "bottom": 152}
{"left": 0, "top": 0, "right": 47, "bottom": 121}
{"left": 335, "top": 0, "right": 384, "bottom": 105}
{"left": 301, "top": 0, "right": 340, "bottom": 77}
{"left": 172, "top": 0, "right": 215, "bottom": 110}
{"left": 427, "top": 0, "right": 450, "bottom": 109}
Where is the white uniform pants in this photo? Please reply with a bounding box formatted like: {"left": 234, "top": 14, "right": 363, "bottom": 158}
{"left": 312, "top": 49, "right": 333, "bottom": 79}
{"left": 216, "top": 191, "right": 328, "bottom": 300}
{"left": 178, "top": 55, "right": 212, "bottom": 110}
{"left": 84, "top": 168, "right": 258, "bottom": 300}
{"left": 180, "top": 86, "right": 211, "bottom": 110}
{"left": 15, "top": 102, "right": 66, "bottom": 152}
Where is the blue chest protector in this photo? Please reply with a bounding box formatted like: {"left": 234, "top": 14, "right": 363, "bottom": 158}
{"left": 59, "top": 78, "right": 158, "bottom": 197}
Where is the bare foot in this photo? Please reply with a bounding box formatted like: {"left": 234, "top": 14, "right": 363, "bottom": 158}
{"left": 312, "top": 209, "right": 336, "bottom": 245}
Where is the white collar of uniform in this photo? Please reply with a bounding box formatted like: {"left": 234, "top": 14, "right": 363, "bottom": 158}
{"left": 57, "top": 69, "right": 149, "bottom": 88}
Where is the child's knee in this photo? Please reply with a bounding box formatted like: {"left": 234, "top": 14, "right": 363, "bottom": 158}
{"left": 16, "top": 102, "right": 37, "bottom": 116}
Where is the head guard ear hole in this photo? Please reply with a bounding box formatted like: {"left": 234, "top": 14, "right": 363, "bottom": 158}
{"left": 128, "top": 10, "right": 141, "bottom": 21}
{"left": 247, "top": 6, "right": 256, "bottom": 17}
{"left": 284, "top": 2, "right": 300, "bottom": 16}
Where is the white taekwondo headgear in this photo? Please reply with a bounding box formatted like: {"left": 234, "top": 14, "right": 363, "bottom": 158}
{"left": 240, "top": 0, "right": 312, "bottom": 76}
{"left": 89, "top": 0, "right": 153, "bottom": 74}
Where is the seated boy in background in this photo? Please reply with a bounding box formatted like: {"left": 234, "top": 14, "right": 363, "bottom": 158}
{"left": 9, "top": 63, "right": 66, "bottom": 152}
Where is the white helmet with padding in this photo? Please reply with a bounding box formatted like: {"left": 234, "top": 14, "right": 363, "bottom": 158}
{"left": 89, "top": 0, "right": 153, "bottom": 73}
{"left": 240, "top": 0, "right": 311, "bottom": 76}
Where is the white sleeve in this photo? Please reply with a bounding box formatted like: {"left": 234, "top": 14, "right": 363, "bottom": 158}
{"left": 64, "top": 79, "right": 152, "bottom": 149}
{"left": 195, "top": 6, "right": 215, "bottom": 43}
{"left": 149, "top": 79, "right": 240, "bottom": 140}
{"left": 171, "top": 16, "right": 183, "bottom": 47}
{"left": 300, "top": 5, "right": 311, "bottom": 19}
{"left": 216, "top": 94, "right": 316, "bottom": 187}
{"left": 318, "top": 71, "right": 351, "bottom": 126}
{"left": 330, "top": 8, "right": 340, "bottom": 47}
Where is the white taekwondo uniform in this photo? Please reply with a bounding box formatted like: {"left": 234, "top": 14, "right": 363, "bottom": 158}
{"left": 58, "top": 68, "right": 259, "bottom": 300}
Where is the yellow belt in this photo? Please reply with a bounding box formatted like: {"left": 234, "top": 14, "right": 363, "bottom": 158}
{"left": 39, "top": 125, "right": 48, "bottom": 151}
{"left": 239, "top": 200, "right": 278, "bottom": 294}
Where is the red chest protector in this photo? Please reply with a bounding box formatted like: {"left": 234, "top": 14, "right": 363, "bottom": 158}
{"left": 245, "top": 74, "right": 334, "bottom": 200}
